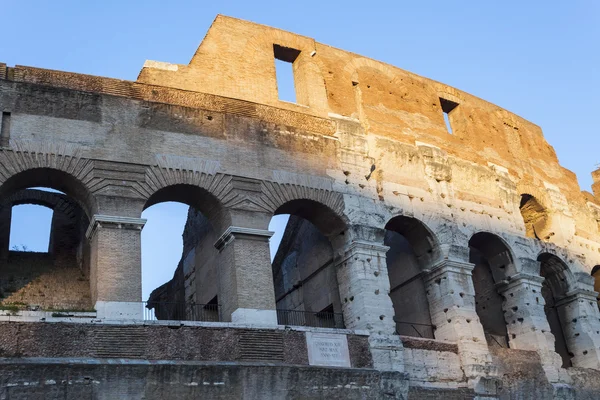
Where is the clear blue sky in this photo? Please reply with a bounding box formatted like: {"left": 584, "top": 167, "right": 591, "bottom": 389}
{"left": 3, "top": 1, "right": 599, "bottom": 300}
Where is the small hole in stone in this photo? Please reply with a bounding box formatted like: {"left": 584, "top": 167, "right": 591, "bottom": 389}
{"left": 583, "top": 350, "right": 588, "bottom": 355}
{"left": 206, "top": 115, "right": 213, "bottom": 121}
{"left": 573, "top": 318, "right": 578, "bottom": 323}
{"left": 349, "top": 296, "right": 354, "bottom": 302}
{"left": 375, "top": 290, "right": 380, "bottom": 295}
{"left": 447, "top": 319, "right": 452, "bottom": 323}
{"left": 518, "top": 318, "right": 524, "bottom": 323}
{"left": 374, "top": 271, "right": 380, "bottom": 277}
{"left": 512, "top": 306, "right": 518, "bottom": 312}
{"left": 459, "top": 292, "right": 465, "bottom": 298}
{"left": 379, "top": 315, "right": 385, "bottom": 320}
{"left": 466, "top": 319, "right": 471, "bottom": 323}
{"left": 512, "top": 334, "right": 516, "bottom": 339}
{"left": 444, "top": 308, "right": 448, "bottom": 313}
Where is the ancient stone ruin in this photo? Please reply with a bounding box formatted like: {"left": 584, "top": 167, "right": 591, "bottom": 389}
{"left": 1, "top": 14, "right": 600, "bottom": 399}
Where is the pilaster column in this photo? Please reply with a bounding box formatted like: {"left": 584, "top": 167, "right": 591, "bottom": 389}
{"left": 556, "top": 288, "right": 600, "bottom": 369}
{"left": 214, "top": 226, "right": 277, "bottom": 325}
{"left": 424, "top": 260, "right": 494, "bottom": 379}
{"left": 335, "top": 238, "right": 404, "bottom": 372}
{"left": 86, "top": 214, "right": 146, "bottom": 320}
{"left": 496, "top": 273, "right": 563, "bottom": 380}
{"left": 335, "top": 240, "right": 396, "bottom": 334}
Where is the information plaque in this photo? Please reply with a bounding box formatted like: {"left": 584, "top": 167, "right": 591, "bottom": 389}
{"left": 305, "top": 332, "right": 351, "bottom": 368}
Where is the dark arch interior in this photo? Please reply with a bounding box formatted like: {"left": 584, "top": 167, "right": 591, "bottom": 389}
{"left": 385, "top": 216, "right": 437, "bottom": 338}
{"left": 593, "top": 265, "right": 600, "bottom": 301}
{"left": 520, "top": 194, "right": 549, "bottom": 240}
{"left": 469, "top": 232, "right": 513, "bottom": 348}
{"left": 538, "top": 253, "right": 572, "bottom": 368}
{"left": 274, "top": 199, "right": 346, "bottom": 238}
{"left": 270, "top": 199, "right": 347, "bottom": 329}
{"left": 0, "top": 187, "right": 92, "bottom": 311}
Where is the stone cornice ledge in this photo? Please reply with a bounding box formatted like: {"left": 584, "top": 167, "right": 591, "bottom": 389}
{"left": 337, "top": 240, "right": 390, "bottom": 264}
{"left": 214, "top": 226, "right": 274, "bottom": 251}
{"left": 86, "top": 215, "right": 147, "bottom": 240}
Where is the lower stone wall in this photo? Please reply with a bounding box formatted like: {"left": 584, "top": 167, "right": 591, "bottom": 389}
{"left": 0, "top": 322, "right": 372, "bottom": 368}
{"left": 492, "top": 347, "right": 600, "bottom": 400}
{"left": 0, "top": 360, "right": 407, "bottom": 400}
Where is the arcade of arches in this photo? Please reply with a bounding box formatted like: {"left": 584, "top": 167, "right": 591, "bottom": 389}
{"left": 1, "top": 173, "right": 600, "bottom": 370}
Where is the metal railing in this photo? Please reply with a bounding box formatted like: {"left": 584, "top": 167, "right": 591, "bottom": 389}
{"left": 144, "top": 301, "right": 220, "bottom": 322}
{"left": 395, "top": 321, "right": 435, "bottom": 339}
{"left": 276, "top": 309, "right": 345, "bottom": 329}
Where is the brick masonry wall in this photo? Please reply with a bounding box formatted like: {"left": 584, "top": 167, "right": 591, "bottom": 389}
{"left": 0, "top": 322, "right": 372, "bottom": 368}
{"left": 0, "top": 252, "right": 91, "bottom": 310}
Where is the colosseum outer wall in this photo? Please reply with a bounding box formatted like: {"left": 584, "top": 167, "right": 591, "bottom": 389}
{"left": 1, "top": 14, "right": 600, "bottom": 398}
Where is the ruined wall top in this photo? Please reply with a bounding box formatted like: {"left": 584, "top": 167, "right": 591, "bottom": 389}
{"left": 136, "top": 15, "right": 585, "bottom": 202}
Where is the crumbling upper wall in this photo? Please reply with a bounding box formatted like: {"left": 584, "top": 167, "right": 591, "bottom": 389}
{"left": 137, "top": 15, "right": 575, "bottom": 199}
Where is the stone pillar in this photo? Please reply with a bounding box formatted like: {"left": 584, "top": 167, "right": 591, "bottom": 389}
{"left": 424, "top": 260, "right": 495, "bottom": 383}
{"left": 0, "top": 206, "right": 10, "bottom": 260}
{"left": 496, "top": 273, "right": 563, "bottom": 380}
{"left": 86, "top": 215, "right": 146, "bottom": 320}
{"left": 214, "top": 226, "right": 277, "bottom": 325}
{"left": 336, "top": 240, "right": 395, "bottom": 334}
{"left": 335, "top": 238, "right": 404, "bottom": 372}
{"left": 556, "top": 289, "right": 600, "bottom": 369}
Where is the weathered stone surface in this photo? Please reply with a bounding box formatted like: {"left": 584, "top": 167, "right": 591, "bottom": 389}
{"left": 1, "top": 13, "right": 600, "bottom": 399}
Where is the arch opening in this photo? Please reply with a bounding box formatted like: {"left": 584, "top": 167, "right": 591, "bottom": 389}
{"left": 385, "top": 216, "right": 438, "bottom": 339}
{"left": 469, "top": 232, "right": 513, "bottom": 348}
{"left": 538, "top": 253, "right": 573, "bottom": 368}
{"left": 520, "top": 194, "right": 550, "bottom": 240}
{"left": 9, "top": 204, "right": 53, "bottom": 252}
{"left": 270, "top": 199, "right": 347, "bottom": 329}
{"left": 143, "top": 185, "right": 226, "bottom": 322}
{"left": 0, "top": 168, "right": 96, "bottom": 219}
{"left": 592, "top": 265, "right": 600, "bottom": 308}
{"left": 0, "top": 187, "right": 91, "bottom": 312}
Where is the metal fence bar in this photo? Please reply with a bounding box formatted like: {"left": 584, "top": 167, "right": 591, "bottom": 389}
{"left": 143, "top": 301, "right": 220, "bottom": 322}
{"left": 276, "top": 309, "right": 345, "bottom": 329}
{"left": 395, "top": 321, "right": 435, "bottom": 339}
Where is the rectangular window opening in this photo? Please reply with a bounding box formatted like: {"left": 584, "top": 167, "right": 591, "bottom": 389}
{"left": 439, "top": 98, "right": 459, "bottom": 134}
{"left": 274, "top": 44, "right": 301, "bottom": 103}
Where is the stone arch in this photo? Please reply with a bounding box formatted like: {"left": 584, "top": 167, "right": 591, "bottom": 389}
{"left": 520, "top": 194, "right": 551, "bottom": 240}
{"left": 260, "top": 181, "right": 347, "bottom": 237}
{"left": 538, "top": 252, "right": 575, "bottom": 368}
{"left": 142, "top": 177, "right": 232, "bottom": 320}
{"left": 0, "top": 183, "right": 92, "bottom": 311}
{"left": 270, "top": 197, "right": 348, "bottom": 328}
{"left": 0, "top": 146, "right": 96, "bottom": 217}
{"left": 384, "top": 215, "right": 440, "bottom": 338}
{"left": 516, "top": 182, "right": 553, "bottom": 241}
{"left": 143, "top": 166, "right": 234, "bottom": 232}
{"left": 469, "top": 232, "right": 516, "bottom": 348}
{"left": 2, "top": 189, "right": 80, "bottom": 222}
